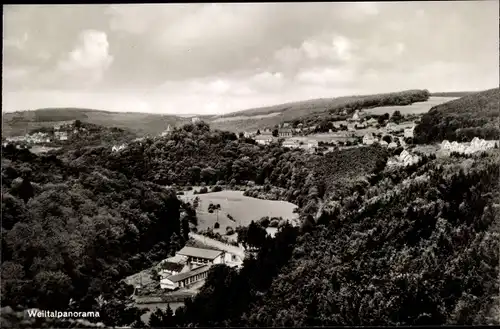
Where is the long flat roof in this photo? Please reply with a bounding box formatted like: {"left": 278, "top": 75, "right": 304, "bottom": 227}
{"left": 176, "top": 246, "right": 223, "bottom": 260}
{"left": 167, "top": 265, "right": 211, "bottom": 283}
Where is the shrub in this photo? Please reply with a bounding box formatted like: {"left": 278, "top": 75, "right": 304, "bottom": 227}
{"left": 199, "top": 187, "right": 208, "bottom": 194}
{"left": 258, "top": 216, "right": 270, "bottom": 228}
{"left": 269, "top": 219, "right": 280, "bottom": 227}
{"left": 214, "top": 222, "right": 220, "bottom": 229}
{"left": 226, "top": 226, "right": 234, "bottom": 235}
{"left": 211, "top": 185, "right": 223, "bottom": 192}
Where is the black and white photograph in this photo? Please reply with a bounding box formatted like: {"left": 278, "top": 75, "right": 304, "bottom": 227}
{"left": 1, "top": 1, "right": 499, "bottom": 327}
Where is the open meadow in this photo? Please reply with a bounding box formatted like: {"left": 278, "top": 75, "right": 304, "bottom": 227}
{"left": 179, "top": 190, "right": 299, "bottom": 234}
{"left": 363, "top": 96, "right": 458, "bottom": 116}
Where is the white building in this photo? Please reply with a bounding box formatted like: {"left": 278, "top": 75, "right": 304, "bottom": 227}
{"left": 176, "top": 246, "right": 225, "bottom": 265}
{"left": 352, "top": 110, "right": 361, "bottom": 122}
{"left": 363, "top": 133, "right": 377, "bottom": 145}
{"left": 385, "top": 122, "right": 397, "bottom": 133}
{"left": 404, "top": 126, "right": 415, "bottom": 138}
{"left": 112, "top": 144, "right": 127, "bottom": 152}
{"left": 161, "top": 125, "right": 173, "bottom": 137}
{"left": 307, "top": 140, "right": 319, "bottom": 149}
{"left": 283, "top": 139, "right": 301, "bottom": 149}
{"left": 255, "top": 134, "right": 274, "bottom": 145}
{"left": 160, "top": 264, "right": 211, "bottom": 290}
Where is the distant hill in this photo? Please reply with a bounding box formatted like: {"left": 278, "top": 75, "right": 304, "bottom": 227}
{"left": 2, "top": 107, "right": 193, "bottom": 137}
{"left": 209, "top": 90, "right": 431, "bottom": 132}
{"left": 415, "top": 88, "right": 500, "bottom": 143}
{"left": 430, "top": 91, "right": 477, "bottom": 97}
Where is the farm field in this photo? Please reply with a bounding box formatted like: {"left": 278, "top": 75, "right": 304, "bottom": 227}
{"left": 179, "top": 190, "right": 299, "bottom": 235}
{"left": 363, "top": 96, "right": 458, "bottom": 116}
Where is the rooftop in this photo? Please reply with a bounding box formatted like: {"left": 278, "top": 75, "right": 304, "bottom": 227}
{"left": 167, "top": 265, "right": 211, "bottom": 283}
{"left": 160, "top": 262, "right": 185, "bottom": 273}
{"left": 176, "top": 246, "right": 223, "bottom": 260}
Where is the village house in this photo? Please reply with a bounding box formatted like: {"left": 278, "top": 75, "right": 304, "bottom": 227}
{"left": 385, "top": 122, "right": 398, "bottom": 133}
{"left": 112, "top": 144, "right": 127, "bottom": 152}
{"left": 307, "top": 140, "right": 319, "bottom": 149}
{"left": 161, "top": 125, "right": 173, "bottom": 137}
{"left": 404, "top": 125, "right": 415, "bottom": 138}
{"left": 282, "top": 139, "right": 301, "bottom": 149}
{"left": 55, "top": 131, "right": 68, "bottom": 141}
{"left": 191, "top": 117, "right": 201, "bottom": 124}
{"left": 347, "top": 110, "right": 361, "bottom": 122}
{"left": 366, "top": 117, "right": 378, "bottom": 125}
{"left": 363, "top": 133, "right": 377, "bottom": 145}
{"left": 278, "top": 127, "right": 293, "bottom": 138}
{"left": 255, "top": 135, "right": 274, "bottom": 145}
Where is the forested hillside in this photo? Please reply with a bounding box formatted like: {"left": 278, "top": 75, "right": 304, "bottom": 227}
{"left": 414, "top": 88, "right": 500, "bottom": 143}
{"left": 68, "top": 122, "right": 388, "bottom": 209}
{"left": 2, "top": 120, "right": 499, "bottom": 328}
{"left": 171, "top": 151, "right": 500, "bottom": 327}
{"left": 2, "top": 108, "right": 191, "bottom": 137}
{"left": 1, "top": 144, "right": 196, "bottom": 327}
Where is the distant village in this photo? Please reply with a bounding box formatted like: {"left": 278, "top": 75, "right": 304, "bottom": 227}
{"left": 242, "top": 109, "right": 417, "bottom": 153}
{"left": 3, "top": 121, "right": 83, "bottom": 149}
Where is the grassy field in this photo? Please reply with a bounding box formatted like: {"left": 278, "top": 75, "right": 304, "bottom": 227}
{"left": 363, "top": 96, "right": 458, "bottom": 116}
{"left": 180, "top": 190, "right": 298, "bottom": 234}
{"left": 209, "top": 90, "right": 430, "bottom": 132}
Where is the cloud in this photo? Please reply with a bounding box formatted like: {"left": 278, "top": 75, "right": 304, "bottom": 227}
{"left": 3, "top": 32, "right": 29, "bottom": 50}
{"left": 57, "top": 30, "right": 113, "bottom": 85}
{"left": 2, "top": 2, "right": 499, "bottom": 115}
{"left": 295, "top": 67, "right": 356, "bottom": 87}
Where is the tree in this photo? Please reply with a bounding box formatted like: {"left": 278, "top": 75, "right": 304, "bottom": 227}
{"left": 193, "top": 196, "right": 200, "bottom": 209}
{"left": 256, "top": 129, "right": 261, "bottom": 135}
{"left": 391, "top": 110, "right": 403, "bottom": 123}
{"left": 382, "top": 135, "right": 392, "bottom": 143}
{"left": 247, "top": 221, "right": 267, "bottom": 249}
{"left": 239, "top": 132, "right": 244, "bottom": 139}
{"left": 149, "top": 308, "right": 166, "bottom": 327}
{"left": 272, "top": 129, "right": 279, "bottom": 137}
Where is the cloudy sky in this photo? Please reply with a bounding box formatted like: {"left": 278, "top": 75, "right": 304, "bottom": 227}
{"left": 3, "top": 2, "right": 499, "bottom": 115}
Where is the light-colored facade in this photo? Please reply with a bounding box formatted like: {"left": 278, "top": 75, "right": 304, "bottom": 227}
{"left": 279, "top": 128, "right": 293, "bottom": 138}
{"left": 176, "top": 246, "right": 225, "bottom": 265}
{"left": 160, "top": 265, "right": 211, "bottom": 290}
{"left": 283, "top": 140, "right": 301, "bottom": 149}
{"left": 404, "top": 126, "right": 415, "bottom": 138}
{"left": 363, "top": 134, "right": 377, "bottom": 145}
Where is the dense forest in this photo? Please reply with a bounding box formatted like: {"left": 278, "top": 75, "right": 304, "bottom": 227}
{"left": 1, "top": 144, "right": 197, "bottom": 327}
{"left": 167, "top": 151, "right": 499, "bottom": 327}
{"left": 414, "top": 88, "right": 500, "bottom": 143}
